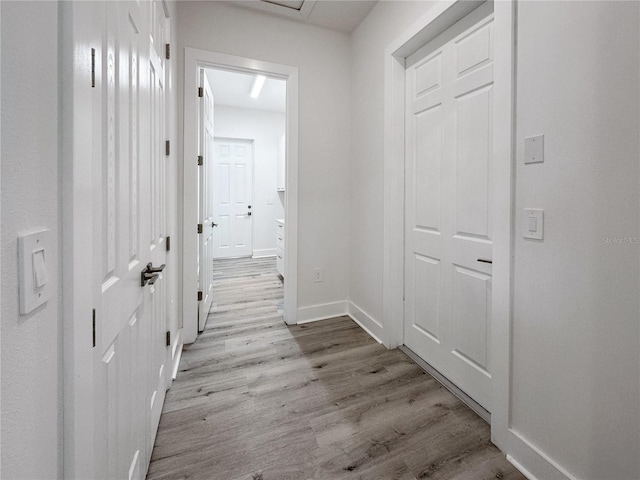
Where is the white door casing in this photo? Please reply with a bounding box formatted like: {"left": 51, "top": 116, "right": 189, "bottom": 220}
{"left": 404, "top": 4, "right": 494, "bottom": 411}
{"left": 63, "top": 1, "right": 171, "bottom": 478}
{"left": 198, "top": 70, "right": 215, "bottom": 331}
{"left": 213, "top": 138, "right": 254, "bottom": 259}
{"left": 147, "top": 0, "right": 170, "bottom": 454}
{"left": 182, "top": 49, "right": 299, "bottom": 343}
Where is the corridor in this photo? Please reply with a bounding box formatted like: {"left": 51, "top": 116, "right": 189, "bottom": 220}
{"left": 147, "top": 258, "right": 523, "bottom": 479}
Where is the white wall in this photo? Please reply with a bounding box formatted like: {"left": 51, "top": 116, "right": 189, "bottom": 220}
{"left": 512, "top": 2, "right": 640, "bottom": 478}
{"left": 350, "top": 1, "right": 640, "bottom": 479}
{"left": 1, "top": 2, "right": 61, "bottom": 478}
{"left": 349, "top": 1, "right": 437, "bottom": 336}
{"left": 177, "top": 2, "right": 351, "bottom": 317}
{"left": 213, "top": 105, "right": 285, "bottom": 257}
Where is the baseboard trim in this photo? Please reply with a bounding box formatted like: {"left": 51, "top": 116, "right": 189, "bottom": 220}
{"left": 505, "top": 429, "right": 575, "bottom": 480}
{"left": 399, "top": 345, "right": 490, "bottom": 424}
{"left": 507, "top": 455, "right": 538, "bottom": 480}
{"left": 348, "top": 301, "right": 384, "bottom": 344}
{"left": 296, "top": 301, "right": 348, "bottom": 324}
{"left": 170, "top": 328, "right": 183, "bottom": 381}
{"left": 252, "top": 249, "right": 277, "bottom": 258}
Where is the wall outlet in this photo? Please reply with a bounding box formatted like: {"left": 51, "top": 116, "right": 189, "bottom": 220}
{"left": 313, "top": 268, "right": 323, "bottom": 283}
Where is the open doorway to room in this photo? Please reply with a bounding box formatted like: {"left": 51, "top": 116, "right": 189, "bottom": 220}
{"left": 200, "top": 68, "right": 286, "bottom": 330}
{"left": 182, "top": 48, "right": 298, "bottom": 344}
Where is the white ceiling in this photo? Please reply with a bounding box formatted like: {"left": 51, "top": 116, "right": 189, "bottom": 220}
{"left": 229, "top": 0, "right": 378, "bottom": 34}
{"left": 205, "top": 68, "right": 287, "bottom": 113}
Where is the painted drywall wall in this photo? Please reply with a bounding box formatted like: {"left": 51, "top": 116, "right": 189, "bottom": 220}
{"left": 349, "top": 1, "right": 436, "bottom": 333}
{"left": 213, "top": 105, "right": 285, "bottom": 257}
{"left": 513, "top": 2, "right": 640, "bottom": 478}
{"left": 177, "top": 2, "right": 351, "bottom": 316}
{"left": 351, "top": 1, "right": 639, "bottom": 478}
{"left": 1, "top": 2, "right": 61, "bottom": 478}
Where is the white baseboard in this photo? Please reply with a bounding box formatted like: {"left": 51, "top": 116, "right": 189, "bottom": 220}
{"left": 252, "top": 248, "right": 277, "bottom": 258}
{"left": 348, "top": 301, "right": 384, "bottom": 344}
{"left": 296, "top": 301, "right": 348, "bottom": 324}
{"left": 507, "top": 456, "right": 538, "bottom": 480}
{"left": 170, "top": 328, "right": 183, "bottom": 381}
{"left": 505, "top": 429, "right": 576, "bottom": 480}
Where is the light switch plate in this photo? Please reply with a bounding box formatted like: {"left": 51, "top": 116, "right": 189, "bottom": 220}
{"left": 524, "top": 135, "right": 544, "bottom": 164}
{"left": 523, "top": 209, "right": 544, "bottom": 240}
{"left": 18, "top": 229, "right": 51, "bottom": 314}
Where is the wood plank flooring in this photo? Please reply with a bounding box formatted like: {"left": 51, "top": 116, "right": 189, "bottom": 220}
{"left": 147, "top": 257, "right": 524, "bottom": 480}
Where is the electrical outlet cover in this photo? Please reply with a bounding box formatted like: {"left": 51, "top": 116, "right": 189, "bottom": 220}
{"left": 524, "top": 135, "right": 544, "bottom": 164}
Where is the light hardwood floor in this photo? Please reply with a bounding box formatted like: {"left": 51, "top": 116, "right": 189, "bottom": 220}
{"left": 147, "top": 257, "right": 523, "bottom": 480}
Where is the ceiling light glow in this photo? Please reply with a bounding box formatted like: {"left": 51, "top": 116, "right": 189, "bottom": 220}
{"left": 250, "top": 75, "right": 267, "bottom": 99}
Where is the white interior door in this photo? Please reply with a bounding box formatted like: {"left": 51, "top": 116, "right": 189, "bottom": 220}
{"left": 213, "top": 138, "right": 254, "bottom": 258}
{"left": 404, "top": 4, "right": 494, "bottom": 411}
{"left": 198, "top": 71, "right": 215, "bottom": 330}
{"left": 89, "top": 2, "right": 168, "bottom": 479}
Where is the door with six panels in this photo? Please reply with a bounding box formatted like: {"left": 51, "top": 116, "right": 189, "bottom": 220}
{"left": 404, "top": 4, "right": 494, "bottom": 411}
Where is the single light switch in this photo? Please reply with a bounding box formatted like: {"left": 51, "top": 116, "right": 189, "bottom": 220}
{"left": 523, "top": 209, "right": 544, "bottom": 240}
{"left": 18, "top": 229, "right": 52, "bottom": 314}
{"left": 33, "top": 249, "right": 48, "bottom": 288}
{"left": 524, "top": 135, "right": 544, "bottom": 164}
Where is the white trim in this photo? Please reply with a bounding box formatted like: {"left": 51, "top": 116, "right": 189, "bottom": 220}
{"left": 170, "top": 329, "right": 183, "bottom": 380}
{"left": 507, "top": 456, "right": 538, "bottom": 480}
{"left": 348, "top": 301, "right": 383, "bottom": 344}
{"left": 183, "top": 48, "right": 299, "bottom": 343}
{"left": 490, "top": 0, "right": 516, "bottom": 452}
{"left": 506, "top": 430, "right": 576, "bottom": 480}
{"left": 252, "top": 249, "right": 277, "bottom": 258}
{"left": 62, "top": 3, "right": 98, "bottom": 477}
{"left": 296, "top": 301, "right": 348, "bottom": 324}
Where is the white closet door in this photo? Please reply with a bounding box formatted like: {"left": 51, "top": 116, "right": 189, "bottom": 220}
{"left": 404, "top": 4, "right": 494, "bottom": 411}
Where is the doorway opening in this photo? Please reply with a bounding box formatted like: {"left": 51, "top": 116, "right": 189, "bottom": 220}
{"left": 182, "top": 48, "right": 299, "bottom": 344}
{"left": 199, "top": 67, "right": 286, "bottom": 330}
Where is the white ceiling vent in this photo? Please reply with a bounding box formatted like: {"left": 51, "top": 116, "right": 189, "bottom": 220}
{"left": 233, "top": 0, "right": 317, "bottom": 20}
{"left": 261, "top": 0, "right": 305, "bottom": 11}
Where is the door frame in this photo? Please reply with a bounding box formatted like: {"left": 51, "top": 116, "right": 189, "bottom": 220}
{"left": 211, "top": 136, "right": 255, "bottom": 260}
{"left": 381, "top": 0, "right": 515, "bottom": 452}
{"left": 183, "top": 48, "right": 299, "bottom": 343}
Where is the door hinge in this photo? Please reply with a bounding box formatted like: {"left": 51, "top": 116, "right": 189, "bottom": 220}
{"left": 197, "top": 291, "right": 203, "bottom": 302}
{"left": 198, "top": 87, "right": 203, "bottom": 97}
{"left": 197, "top": 155, "right": 203, "bottom": 166}
{"left": 166, "top": 236, "right": 171, "bottom": 251}
{"left": 197, "top": 223, "right": 203, "bottom": 234}
{"left": 165, "top": 43, "right": 170, "bottom": 60}
{"left": 91, "top": 48, "right": 96, "bottom": 88}
{"left": 165, "top": 140, "right": 170, "bottom": 156}
{"left": 92, "top": 309, "right": 96, "bottom": 348}
{"left": 166, "top": 331, "right": 171, "bottom": 346}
